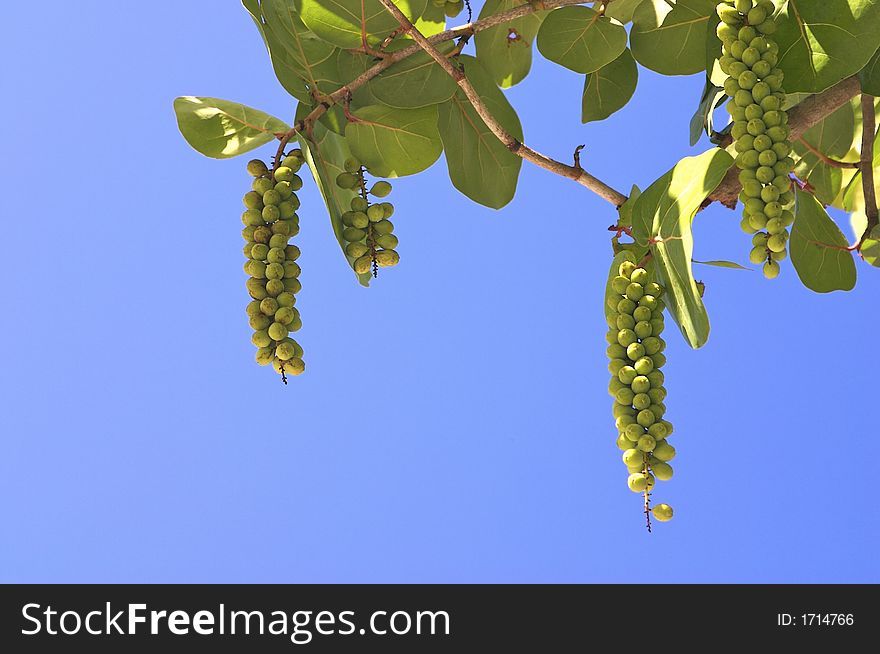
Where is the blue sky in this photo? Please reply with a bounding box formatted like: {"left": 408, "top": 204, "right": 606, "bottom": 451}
{"left": 1, "top": 2, "right": 877, "bottom": 583}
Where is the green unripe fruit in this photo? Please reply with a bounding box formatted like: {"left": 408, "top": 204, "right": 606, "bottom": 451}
{"left": 624, "top": 283, "right": 643, "bottom": 302}
{"left": 623, "top": 448, "right": 644, "bottom": 468}
{"left": 343, "top": 227, "right": 366, "bottom": 242}
{"left": 376, "top": 249, "right": 400, "bottom": 267}
{"left": 631, "top": 375, "right": 651, "bottom": 394}
{"left": 243, "top": 191, "right": 263, "bottom": 210}
{"left": 742, "top": 180, "right": 763, "bottom": 198}
{"left": 651, "top": 352, "right": 667, "bottom": 368}
{"left": 751, "top": 60, "right": 772, "bottom": 77}
{"left": 286, "top": 174, "right": 303, "bottom": 192}
{"left": 246, "top": 300, "right": 263, "bottom": 318}
{"left": 341, "top": 211, "right": 357, "bottom": 227}
{"left": 618, "top": 365, "right": 637, "bottom": 385}
{"left": 249, "top": 313, "right": 271, "bottom": 331}
{"left": 652, "top": 504, "right": 674, "bottom": 522}
{"left": 766, "top": 217, "right": 785, "bottom": 234}
{"left": 760, "top": 95, "right": 780, "bottom": 111}
{"left": 652, "top": 442, "right": 675, "bottom": 463}
{"left": 737, "top": 149, "right": 760, "bottom": 169}
{"left": 275, "top": 340, "right": 297, "bottom": 361}
{"left": 724, "top": 77, "right": 741, "bottom": 97}
{"left": 276, "top": 292, "right": 296, "bottom": 308}
{"left": 279, "top": 198, "right": 299, "bottom": 218}
{"left": 267, "top": 247, "right": 285, "bottom": 264}
{"left": 763, "top": 201, "right": 782, "bottom": 218}
{"left": 252, "top": 329, "right": 272, "bottom": 348}
{"left": 373, "top": 220, "right": 394, "bottom": 235}
{"left": 613, "top": 402, "right": 635, "bottom": 419}
{"left": 649, "top": 319, "right": 664, "bottom": 336}
{"left": 246, "top": 277, "right": 268, "bottom": 300}
{"left": 763, "top": 259, "right": 780, "bottom": 279}
{"left": 738, "top": 25, "right": 757, "bottom": 44}
{"left": 748, "top": 212, "right": 768, "bottom": 230}
{"left": 752, "top": 232, "right": 769, "bottom": 247}
{"left": 375, "top": 234, "right": 399, "bottom": 249}
{"left": 243, "top": 209, "right": 264, "bottom": 227}
{"left": 630, "top": 306, "right": 649, "bottom": 323}
{"left": 349, "top": 212, "right": 370, "bottom": 229}
{"left": 244, "top": 260, "right": 267, "bottom": 278}
{"left": 350, "top": 196, "right": 369, "bottom": 212}
{"left": 746, "top": 118, "right": 766, "bottom": 136}
{"left": 735, "top": 0, "right": 753, "bottom": 12}
{"left": 346, "top": 242, "right": 370, "bottom": 258}
{"left": 717, "top": 23, "right": 738, "bottom": 42}
{"left": 634, "top": 357, "right": 654, "bottom": 376}
{"left": 616, "top": 434, "right": 632, "bottom": 450}
{"left": 767, "top": 234, "right": 787, "bottom": 253}
{"left": 766, "top": 125, "right": 788, "bottom": 143}
{"left": 616, "top": 413, "right": 637, "bottom": 429}
{"left": 274, "top": 181, "right": 293, "bottom": 200}
{"left": 755, "top": 166, "right": 775, "bottom": 183}
{"left": 749, "top": 246, "right": 767, "bottom": 264}
{"left": 626, "top": 342, "right": 646, "bottom": 361}
{"left": 780, "top": 210, "right": 795, "bottom": 227}
{"left": 611, "top": 276, "right": 630, "bottom": 294}
{"left": 728, "top": 60, "right": 748, "bottom": 77}
{"left": 264, "top": 262, "right": 283, "bottom": 280}
{"left": 608, "top": 375, "right": 626, "bottom": 393}
{"left": 615, "top": 388, "right": 635, "bottom": 405}
{"left": 634, "top": 321, "right": 652, "bottom": 340}
{"left": 268, "top": 321, "right": 288, "bottom": 341}
{"left": 283, "top": 261, "right": 301, "bottom": 279}
{"left": 242, "top": 226, "right": 257, "bottom": 242}
{"left": 284, "top": 245, "right": 300, "bottom": 261}
{"left": 271, "top": 221, "right": 291, "bottom": 238}
{"left": 719, "top": 5, "right": 742, "bottom": 24}
{"left": 380, "top": 202, "right": 395, "bottom": 219}
{"left": 741, "top": 46, "right": 760, "bottom": 67}
{"left": 647, "top": 421, "right": 668, "bottom": 439}
{"left": 367, "top": 204, "right": 385, "bottom": 222}
{"left": 353, "top": 255, "right": 372, "bottom": 275}
{"left": 261, "top": 204, "right": 280, "bottom": 222}
{"left": 617, "top": 298, "right": 636, "bottom": 315}
{"left": 243, "top": 242, "right": 256, "bottom": 259}
{"left": 771, "top": 249, "right": 787, "bottom": 261}
{"left": 760, "top": 185, "right": 780, "bottom": 203}
{"left": 633, "top": 393, "right": 651, "bottom": 411}
{"left": 619, "top": 261, "right": 637, "bottom": 277}
{"left": 733, "top": 90, "right": 753, "bottom": 109}
{"left": 739, "top": 168, "right": 757, "bottom": 184}
{"left": 624, "top": 423, "right": 645, "bottom": 441}
{"left": 737, "top": 70, "right": 757, "bottom": 90}
{"left": 642, "top": 337, "right": 663, "bottom": 356}
{"left": 273, "top": 166, "right": 295, "bottom": 183}
{"left": 630, "top": 268, "right": 649, "bottom": 284}
{"left": 275, "top": 357, "right": 305, "bottom": 376}
{"left": 262, "top": 189, "right": 281, "bottom": 207}
{"left": 260, "top": 297, "right": 279, "bottom": 316}
{"left": 637, "top": 295, "right": 658, "bottom": 312}
{"left": 336, "top": 172, "right": 359, "bottom": 189}
{"left": 637, "top": 435, "right": 656, "bottom": 453}
{"left": 636, "top": 409, "right": 656, "bottom": 428}
{"left": 608, "top": 359, "right": 627, "bottom": 376}
{"left": 735, "top": 134, "right": 755, "bottom": 153}
{"left": 255, "top": 346, "right": 275, "bottom": 366}
{"left": 729, "top": 39, "right": 747, "bottom": 60}
{"left": 274, "top": 306, "right": 296, "bottom": 326}
{"left": 371, "top": 181, "right": 392, "bottom": 197}
{"left": 265, "top": 279, "right": 284, "bottom": 297}
{"left": 343, "top": 157, "right": 362, "bottom": 173}
{"left": 253, "top": 177, "right": 274, "bottom": 195}
{"left": 616, "top": 314, "right": 636, "bottom": 331}
{"left": 728, "top": 104, "right": 746, "bottom": 122}
{"left": 268, "top": 234, "right": 287, "bottom": 249}
{"left": 758, "top": 150, "right": 778, "bottom": 168}
{"left": 652, "top": 462, "right": 674, "bottom": 481}
{"left": 627, "top": 473, "right": 649, "bottom": 493}
{"left": 247, "top": 159, "right": 269, "bottom": 177}
{"left": 763, "top": 110, "right": 783, "bottom": 128}
{"left": 617, "top": 329, "right": 637, "bottom": 347}
{"left": 254, "top": 226, "right": 273, "bottom": 244}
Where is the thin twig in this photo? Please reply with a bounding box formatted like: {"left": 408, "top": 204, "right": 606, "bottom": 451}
{"left": 797, "top": 137, "right": 859, "bottom": 169}
{"left": 377, "top": 0, "right": 628, "bottom": 206}
{"left": 859, "top": 94, "right": 878, "bottom": 248}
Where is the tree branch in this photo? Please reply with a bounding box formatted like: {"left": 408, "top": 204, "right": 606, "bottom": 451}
{"left": 859, "top": 93, "right": 878, "bottom": 247}
{"left": 376, "top": 0, "right": 629, "bottom": 206}
{"left": 709, "top": 76, "right": 862, "bottom": 208}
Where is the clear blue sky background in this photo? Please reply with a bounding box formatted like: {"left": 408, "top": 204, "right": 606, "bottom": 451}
{"left": 1, "top": 2, "right": 877, "bottom": 583}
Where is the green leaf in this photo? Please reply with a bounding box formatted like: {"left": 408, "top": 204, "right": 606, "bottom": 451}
{"left": 632, "top": 148, "right": 735, "bottom": 348}
{"left": 789, "top": 189, "right": 857, "bottom": 292}
{"left": 370, "top": 41, "right": 457, "bottom": 108}
{"left": 296, "top": 0, "right": 427, "bottom": 49}
{"left": 604, "top": 0, "right": 644, "bottom": 24}
{"left": 616, "top": 185, "right": 642, "bottom": 229}
{"left": 412, "top": 2, "right": 446, "bottom": 37}
{"left": 581, "top": 48, "right": 639, "bottom": 123}
{"left": 630, "top": 0, "right": 717, "bottom": 76}
{"left": 861, "top": 225, "right": 880, "bottom": 266}
{"left": 705, "top": 11, "right": 726, "bottom": 87}
{"left": 536, "top": 6, "right": 627, "bottom": 74}
{"left": 248, "top": 1, "right": 343, "bottom": 102}
{"left": 692, "top": 259, "right": 750, "bottom": 269}
{"left": 336, "top": 49, "right": 385, "bottom": 108}
{"left": 173, "top": 96, "right": 288, "bottom": 159}
{"left": 345, "top": 104, "right": 442, "bottom": 177}
{"left": 776, "top": 0, "right": 880, "bottom": 93}
{"left": 437, "top": 55, "right": 523, "bottom": 209}
{"left": 689, "top": 77, "right": 725, "bottom": 146}
{"left": 861, "top": 46, "right": 880, "bottom": 94}
{"left": 605, "top": 250, "right": 639, "bottom": 323}
{"left": 793, "top": 100, "right": 856, "bottom": 204}
{"left": 474, "top": 0, "right": 546, "bottom": 88}
{"left": 296, "top": 103, "right": 372, "bottom": 286}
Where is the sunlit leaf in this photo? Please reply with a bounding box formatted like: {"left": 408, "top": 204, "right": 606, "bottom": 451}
{"left": 789, "top": 189, "right": 857, "bottom": 292}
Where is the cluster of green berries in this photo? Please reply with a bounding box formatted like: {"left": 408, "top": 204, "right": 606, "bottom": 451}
{"left": 606, "top": 260, "right": 675, "bottom": 523}
{"left": 242, "top": 154, "right": 306, "bottom": 378}
{"left": 431, "top": 0, "right": 464, "bottom": 18}
{"left": 335, "top": 159, "right": 400, "bottom": 276}
{"left": 717, "top": 0, "right": 794, "bottom": 280}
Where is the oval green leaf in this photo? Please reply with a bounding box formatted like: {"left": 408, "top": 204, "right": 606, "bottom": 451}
{"left": 692, "top": 259, "right": 750, "bottom": 269}
{"left": 776, "top": 0, "right": 880, "bottom": 93}
{"left": 689, "top": 78, "right": 725, "bottom": 146}
{"left": 371, "top": 41, "right": 457, "bottom": 108}
{"left": 582, "top": 48, "right": 639, "bottom": 123}
{"left": 437, "top": 55, "right": 523, "bottom": 209}
{"left": 604, "top": 0, "right": 644, "bottom": 24}
{"left": 861, "top": 225, "right": 880, "bottom": 266}
{"left": 345, "top": 104, "right": 443, "bottom": 177}
{"left": 296, "top": 103, "right": 372, "bottom": 286}
{"left": 296, "top": 0, "right": 427, "bottom": 49}
{"left": 536, "top": 6, "right": 627, "bottom": 75}
{"left": 630, "top": 0, "right": 717, "bottom": 76}
{"left": 474, "top": 0, "right": 546, "bottom": 88}
{"left": 173, "top": 96, "right": 288, "bottom": 159}
{"left": 860, "top": 45, "right": 880, "bottom": 94}
{"left": 631, "top": 148, "right": 735, "bottom": 349}
{"left": 790, "top": 189, "right": 857, "bottom": 292}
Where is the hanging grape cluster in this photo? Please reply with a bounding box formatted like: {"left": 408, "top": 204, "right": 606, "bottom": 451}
{"left": 607, "top": 259, "right": 676, "bottom": 524}
{"left": 242, "top": 153, "right": 306, "bottom": 380}
{"left": 335, "top": 159, "right": 400, "bottom": 277}
{"left": 431, "top": 0, "right": 464, "bottom": 19}
{"left": 717, "top": 0, "right": 794, "bottom": 280}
